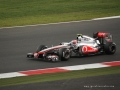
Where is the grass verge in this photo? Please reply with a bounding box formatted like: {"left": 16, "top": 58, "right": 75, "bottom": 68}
{"left": 0, "top": 66, "right": 120, "bottom": 87}
{"left": 0, "top": 0, "right": 120, "bottom": 27}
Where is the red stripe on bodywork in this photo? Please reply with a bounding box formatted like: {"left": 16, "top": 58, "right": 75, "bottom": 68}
{"left": 19, "top": 68, "right": 70, "bottom": 76}
{"left": 102, "top": 61, "right": 120, "bottom": 66}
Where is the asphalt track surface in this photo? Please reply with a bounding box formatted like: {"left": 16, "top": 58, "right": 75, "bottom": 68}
{"left": 0, "top": 18, "right": 120, "bottom": 90}
{"left": 0, "top": 18, "right": 120, "bottom": 73}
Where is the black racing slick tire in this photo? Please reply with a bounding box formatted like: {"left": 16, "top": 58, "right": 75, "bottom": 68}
{"left": 36, "top": 45, "right": 47, "bottom": 52}
{"left": 104, "top": 42, "right": 116, "bottom": 54}
{"left": 59, "top": 48, "right": 70, "bottom": 61}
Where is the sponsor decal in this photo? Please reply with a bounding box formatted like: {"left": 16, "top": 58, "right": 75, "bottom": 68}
{"left": 97, "top": 32, "right": 107, "bottom": 38}
{"left": 82, "top": 46, "right": 88, "bottom": 53}
{"left": 82, "top": 45, "right": 98, "bottom": 54}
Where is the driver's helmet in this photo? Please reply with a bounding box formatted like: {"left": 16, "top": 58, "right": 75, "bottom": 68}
{"left": 70, "top": 40, "right": 77, "bottom": 45}
{"left": 77, "top": 34, "right": 83, "bottom": 41}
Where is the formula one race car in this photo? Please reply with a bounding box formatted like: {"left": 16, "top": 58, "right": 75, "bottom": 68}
{"left": 27, "top": 32, "right": 116, "bottom": 62}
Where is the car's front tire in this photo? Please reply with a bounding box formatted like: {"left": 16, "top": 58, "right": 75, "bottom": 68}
{"left": 36, "top": 45, "right": 47, "bottom": 52}
{"left": 59, "top": 48, "right": 71, "bottom": 61}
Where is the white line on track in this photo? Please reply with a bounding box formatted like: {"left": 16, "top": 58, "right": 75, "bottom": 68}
{"left": 93, "top": 15, "right": 120, "bottom": 20}
{"left": 0, "top": 15, "right": 120, "bottom": 29}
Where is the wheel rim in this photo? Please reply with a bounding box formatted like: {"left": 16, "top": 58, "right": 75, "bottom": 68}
{"left": 64, "top": 52, "right": 70, "bottom": 59}
{"left": 110, "top": 45, "right": 116, "bottom": 53}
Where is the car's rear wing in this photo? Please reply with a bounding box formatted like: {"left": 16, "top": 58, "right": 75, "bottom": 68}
{"left": 93, "top": 32, "right": 113, "bottom": 44}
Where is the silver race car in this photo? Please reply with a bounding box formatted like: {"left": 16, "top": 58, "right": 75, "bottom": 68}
{"left": 27, "top": 32, "right": 116, "bottom": 62}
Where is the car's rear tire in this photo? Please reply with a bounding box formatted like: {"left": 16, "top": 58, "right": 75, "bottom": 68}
{"left": 104, "top": 42, "right": 116, "bottom": 54}
{"left": 59, "top": 48, "right": 70, "bottom": 61}
{"left": 36, "top": 45, "right": 47, "bottom": 52}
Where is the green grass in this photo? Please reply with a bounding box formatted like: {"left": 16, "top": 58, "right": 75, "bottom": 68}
{"left": 0, "top": 66, "right": 120, "bottom": 87}
{"left": 0, "top": 0, "right": 120, "bottom": 27}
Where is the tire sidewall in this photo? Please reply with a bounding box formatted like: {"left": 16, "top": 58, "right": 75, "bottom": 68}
{"left": 104, "top": 42, "right": 116, "bottom": 54}
{"left": 59, "top": 48, "right": 70, "bottom": 61}
{"left": 36, "top": 45, "right": 47, "bottom": 52}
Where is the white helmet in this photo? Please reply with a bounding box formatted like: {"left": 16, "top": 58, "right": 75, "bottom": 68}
{"left": 77, "top": 34, "right": 83, "bottom": 41}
